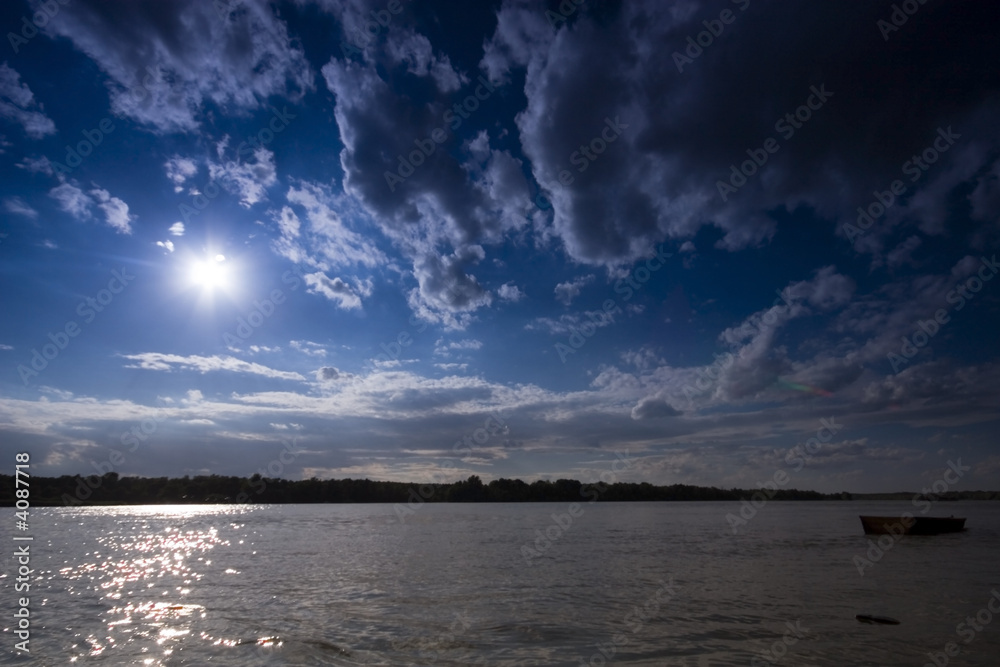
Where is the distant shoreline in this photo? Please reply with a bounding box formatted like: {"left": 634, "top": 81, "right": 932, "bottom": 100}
{"left": 2, "top": 472, "right": 998, "bottom": 507}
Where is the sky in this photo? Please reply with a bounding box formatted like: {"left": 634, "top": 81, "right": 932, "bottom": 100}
{"left": 0, "top": 0, "right": 998, "bottom": 494}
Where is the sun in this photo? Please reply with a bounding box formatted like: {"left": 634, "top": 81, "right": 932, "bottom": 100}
{"left": 189, "top": 254, "right": 229, "bottom": 290}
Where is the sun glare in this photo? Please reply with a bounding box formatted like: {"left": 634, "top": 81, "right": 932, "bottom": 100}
{"left": 190, "top": 255, "right": 229, "bottom": 290}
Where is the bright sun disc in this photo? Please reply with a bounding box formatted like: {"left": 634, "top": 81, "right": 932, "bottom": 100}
{"left": 190, "top": 255, "right": 228, "bottom": 289}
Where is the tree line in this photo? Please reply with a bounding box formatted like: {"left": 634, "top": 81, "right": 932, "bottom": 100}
{"left": 1, "top": 472, "right": 996, "bottom": 507}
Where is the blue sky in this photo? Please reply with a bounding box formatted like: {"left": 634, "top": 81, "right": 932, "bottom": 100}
{"left": 1, "top": 0, "right": 998, "bottom": 493}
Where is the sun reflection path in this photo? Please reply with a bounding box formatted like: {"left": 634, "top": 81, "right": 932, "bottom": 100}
{"left": 59, "top": 518, "right": 243, "bottom": 664}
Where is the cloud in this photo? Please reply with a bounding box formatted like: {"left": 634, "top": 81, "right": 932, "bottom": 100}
{"left": 434, "top": 338, "right": 483, "bottom": 356}
{"left": 208, "top": 146, "right": 277, "bottom": 208}
{"left": 497, "top": 282, "right": 524, "bottom": 302}
{"left": 90, "top": 188, "right": 134, "bottom": 234}
{"left": 631, "top": 394, "right": 681, "bottom": 420}
{"left": 0, "top": 63, "right": 56, "bottom": 138}
{"left": 320, "top": 46, "right": 530, "bottom": 326}
{"left": 290, "top": 340, "right": 327, "bottom": 357}
{"left": 3, "top": 197, "right": 37, "bottom": 219}
{"left": 434, "top": 362, "right": 469, "bottom": 372}
{"left": 315, "top": 366, "right": 354, "bottom": 382}
{"left": 271, "top": 181, "right": 386, "bottom": 271}
{"left": 554, "top": 274, "right": 594, "bottom": 306}
{"left": 168, "top": 222, "right": 185, "bottom": 236}
{"left": 526, "top": 311, "right": 616, "bottom": 336}
{"left": 156, "top": 240, "right": 175, "bottom": 253}
{"left": 481, "top": 1, "right": 1000, "bottom": 266}
{"left": 38, "top": 0, "right": 313, "bottom": 132}
{"left": 303, "top": 271, "right": 373, "bottom": 310}
{"left": 47, "top": 182, "right": 134, "bottom": 233}
{"left": 48, "top": 182, "right": 93, "bottom": 219}
{"left": 886, "top": 235, "right": 923, "bottom": 269}
{"left": 120, "top": 353, "right": 305, "bottom": 381}
{"left": 406, "top": 246, "right": 494, "bottom": 329}
{"left": 385, "top": 30, "right": 467, "bottom": 93}
{"left": 16, "top": 155, "right": 54, "bottom": 175}
{"left": 164, "top": 157, "right": 198, "bottom": 192}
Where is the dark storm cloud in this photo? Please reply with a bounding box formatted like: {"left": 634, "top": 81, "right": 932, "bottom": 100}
{"left": 482, "top": 0, "right": 1000, "bottom": 265}
{"left": 314, "top": 2, "right": 533, "bottom": 326}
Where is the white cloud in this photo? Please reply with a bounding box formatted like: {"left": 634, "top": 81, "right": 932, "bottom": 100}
{"left": 156, "top": 240, "right": 175, "bottom": 253}
{"left": 0, "top": 64, "right": 56, "bottom": 138}
{"left": 169, "top": 222, "right": 185, "bottom": 236}
{"left": 208, "top": 146, "right": 277, "bottom": 208}
{"left": 38, "top": 0, "right": 313, "bottom": 132}
{"left": 526, "top": 311, "right": 616, "bottom": 336}
{"left": 16, "top": 156, "right": 54, "bottom": 175}
{"left": 434, "top": 338, "right": 483, "bottom": 356}
{"left": 164, "top": 157, "right": 198, "bottom": 192}
{"left": 47, "top": 182, "right": 134, "bottom": 233}
{"left": 497, "top": 282, "right": 524, "bottom": 302}
{"left": 290, "top": 340, "right": 328, "bottom": 357}
{"left": 48, "top": 183, "right": 93, "bottom": 219}
{"left": 3, "top": 197, "right": 37, "bottom": 219}
{"left": 120, "top": 352, "right": 305, "bottom": 381}
{"left": 554, "top": 275, "right": 594, "bottom": 306}
{"left": 271, "top": 181, "right": 386, "bottom": 271}
{"left": 303, "top": 272, "right": 373, "bottom": 310}
{"left": 90, "top": 188, "right": 134, "bottom": 234}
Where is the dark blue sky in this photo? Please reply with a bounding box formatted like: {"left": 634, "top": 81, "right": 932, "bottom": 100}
{"left": 1, "top": 0, "right": 998, "bottom": 492}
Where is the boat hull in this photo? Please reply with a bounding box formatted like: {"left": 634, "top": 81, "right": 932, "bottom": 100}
{"left": 859, "top": 515, "right": 966, "bottom": 535}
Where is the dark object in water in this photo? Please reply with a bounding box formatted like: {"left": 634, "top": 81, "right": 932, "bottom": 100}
{"left": 856, "top": 614, "right": 900, "bottom": 625}
{"left": 859, "top": 515, "right": 966, "bottom": 535}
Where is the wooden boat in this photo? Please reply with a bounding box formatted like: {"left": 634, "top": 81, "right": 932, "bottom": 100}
{"left": 859, "top": 515, "right": 966, "bottom": 535}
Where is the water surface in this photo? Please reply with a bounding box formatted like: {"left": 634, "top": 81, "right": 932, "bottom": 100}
{"left": 3, "top": 501, "right": 999, "bottom": 665}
